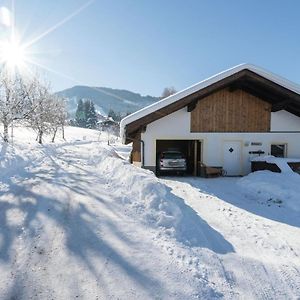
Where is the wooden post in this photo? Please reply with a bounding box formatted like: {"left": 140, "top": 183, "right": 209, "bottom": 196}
{"left": 193, "top": 141, "right": 197, "bottom": 176}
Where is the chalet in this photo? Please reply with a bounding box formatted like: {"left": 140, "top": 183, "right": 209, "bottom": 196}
{"left": 120, "top": 64, "right": 300, "bottom": 176}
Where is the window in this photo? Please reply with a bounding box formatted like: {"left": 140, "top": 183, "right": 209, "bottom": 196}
{"left": 271, "top": 144, "right": 287, "bottom": 157}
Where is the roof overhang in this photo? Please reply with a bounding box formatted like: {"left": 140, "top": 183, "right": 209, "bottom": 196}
{"left": 120, "top": 64, "right": 300, "bottom": 144}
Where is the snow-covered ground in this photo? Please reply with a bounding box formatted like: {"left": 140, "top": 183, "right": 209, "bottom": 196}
{"left": 162, "top": 175, "right": 300, "bottom": 299}
{"left": 0, "top": 126, "right": 299, "bottom": 299}
{"left": 239, "top": 170, "right": 300, "bottom": 213}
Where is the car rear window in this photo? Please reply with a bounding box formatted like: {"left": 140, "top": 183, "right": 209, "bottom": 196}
{"left": 162, "top": 152, "right": 183, "bottom": 159}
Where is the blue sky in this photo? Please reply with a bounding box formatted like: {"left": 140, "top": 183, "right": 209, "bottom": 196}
{"left": 2, "top": 0, "right": 300, "bottom": 95}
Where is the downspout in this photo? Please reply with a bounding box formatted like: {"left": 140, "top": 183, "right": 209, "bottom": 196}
{"left": 141, "top": 139, "right": 145, "bottom": 168}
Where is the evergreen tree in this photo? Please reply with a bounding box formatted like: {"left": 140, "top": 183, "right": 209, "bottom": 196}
{"left": 108, "top": 108, "right": 123, "bottom": 122}
{"left": 88, "top": 101, "right": 98, "bottom": 128}
{"left": 85, "top": 100, "right": 97, "bottom": 128}
{"left": 75, "top": 99, "right": 86, "bottom": 127}
{"left": 108, "top": 108, "right": 116, "bottom": 120}
{"left": 83, "top": 99, "right": 91, "bottom": 126}
{"left": 74, "top": 99, "right": 98, "bottom": 128}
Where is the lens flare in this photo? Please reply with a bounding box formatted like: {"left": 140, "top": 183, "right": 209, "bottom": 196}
{"left": 0, "top": 39, "right": 25, "bottom": 69}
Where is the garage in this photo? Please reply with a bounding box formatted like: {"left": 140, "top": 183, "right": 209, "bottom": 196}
{"left": 156, "top": 140, "right": 201, "bottom": 175}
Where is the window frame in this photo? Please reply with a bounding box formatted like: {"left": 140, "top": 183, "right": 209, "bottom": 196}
{"left": 270, "top": 143, "right": 287, "bottom": 158}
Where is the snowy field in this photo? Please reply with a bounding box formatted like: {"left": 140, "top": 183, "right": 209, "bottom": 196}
{"left": 0, "top": 126, "right": 299, "bottom": 299}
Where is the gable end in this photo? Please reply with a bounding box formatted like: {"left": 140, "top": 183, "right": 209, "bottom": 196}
{"left": 191, "top": 88, "right": 271, "bottom": 132}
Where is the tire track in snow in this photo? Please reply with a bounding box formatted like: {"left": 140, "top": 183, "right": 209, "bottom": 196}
{"left": 6, "top": 150, "right": 81, "bottom": 299}
{"left": 224, "top": 206, "right": 300, "bottom": 299}
{"left": 277, "top": 265, "right": 300, "bottom": 299}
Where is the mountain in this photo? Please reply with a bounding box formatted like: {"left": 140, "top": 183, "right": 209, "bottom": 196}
{"left": 57, "top": 85, "right": 159, "bottom": 117}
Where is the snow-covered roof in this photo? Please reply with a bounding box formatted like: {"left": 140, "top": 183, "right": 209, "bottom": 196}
{"left": 120, "top": 64, "right": 300, "bottom": 143}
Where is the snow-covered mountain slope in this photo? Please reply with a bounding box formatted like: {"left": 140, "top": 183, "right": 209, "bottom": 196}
{"left": 0, "top": 126, "right": 299, "bottom": 299}
{"left": 56, "top": 85, "right": 159, "bottom": 117}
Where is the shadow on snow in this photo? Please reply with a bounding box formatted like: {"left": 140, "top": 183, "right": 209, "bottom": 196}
{"left": 167, "top": 176, "right": 300, "bottom": 228}
{"left": 0, "top": 142, "right": 164, "bottom": 298}
{"left": 0, "top": 141, "right": 234, "bottom": 298}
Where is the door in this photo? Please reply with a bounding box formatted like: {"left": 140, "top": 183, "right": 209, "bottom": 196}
{"left": 223, "top": 141, "right": 242, "bottom": 176}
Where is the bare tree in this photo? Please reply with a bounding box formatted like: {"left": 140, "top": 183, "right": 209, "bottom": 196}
{"left": 0, "top": 71, "right": 67, "bottom": 144}
{"left": 59, "top": 97, "right": 68, "bottom": 141}
{"left": 50, "top": 96, "right": 67, "bottom": 143}
{"left": 28, "top": 80, "right": 55, "bottom": 144}
{"left": 161, "top": 87, "right": 177, "bottom": 99}
{"left": 0, "top": 71, "right": 31, "bottom": 142}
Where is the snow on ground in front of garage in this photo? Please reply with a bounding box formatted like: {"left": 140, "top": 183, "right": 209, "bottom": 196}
{"left": 162, "top": 173, "right": 300, "bottom": 299}
{"left": 238, "top": 170, "right": 300, "bottom": 212}
{"left": 0, "top": 125, "right": 299, "bottom": 299}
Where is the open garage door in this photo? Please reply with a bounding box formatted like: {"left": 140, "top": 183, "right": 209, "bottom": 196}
{"left": 156, "top": 140, "right": 201, "bottom": 175}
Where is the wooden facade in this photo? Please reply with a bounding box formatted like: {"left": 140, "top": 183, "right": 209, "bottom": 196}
{"left": 131, "top": 132, "right": 141, "bottom": 162}
{"left": 124, "top": 69, "right": 300, "bottom": 143}
{"left": 191, "top": 88, "right": 272, "bottom": 132}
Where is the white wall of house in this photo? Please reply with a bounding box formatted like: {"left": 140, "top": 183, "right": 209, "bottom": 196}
{"left": 271, "top": 110, "right": 300, "bottom": 131}
{"left": 141, "top": 109, "right": 300, "bottom": 175}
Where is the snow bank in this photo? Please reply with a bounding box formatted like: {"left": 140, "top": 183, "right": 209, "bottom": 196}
{"left": 238, "top": 171, "right": 300, "bottom": 212}
{"left": 93, "top": 147, "right": 231, "bottom": 249}
{"left": 96, "top": 149, "right": 182, "bottom": 231}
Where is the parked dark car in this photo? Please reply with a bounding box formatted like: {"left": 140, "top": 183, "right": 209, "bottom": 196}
{"left": 156, "top": 150, "right": 187, "bottom": 176}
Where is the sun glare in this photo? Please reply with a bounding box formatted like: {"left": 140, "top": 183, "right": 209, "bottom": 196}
{"left": 0, "top": 39, "right": 25, "bottom": 69}
{"left": 0, "top": 1, "right": 94, "bottom": 80}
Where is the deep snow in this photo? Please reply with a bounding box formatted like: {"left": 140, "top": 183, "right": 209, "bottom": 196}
{"left": 162, "top": 175, "right": 300, "bottom": 299}
{"left": 0, "top": 126, "right": 299, "bottom": 299}
{"left": 239, "top": 170, "right": 300, "bottom": 212}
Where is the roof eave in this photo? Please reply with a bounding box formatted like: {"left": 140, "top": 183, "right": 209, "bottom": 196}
{"left": 119, "top": 64, "right": 300, "bottom": 142}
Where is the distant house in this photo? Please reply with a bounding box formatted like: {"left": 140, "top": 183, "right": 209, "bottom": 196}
{"left": 120, "top": 64, "right": 300, "bottom": 176}
{"left": 99, "top": 118, "right": 119, "bottom": 136}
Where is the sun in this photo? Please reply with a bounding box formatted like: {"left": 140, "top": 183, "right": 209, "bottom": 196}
{"left": 0, "top": 39, "right": 26, "bottom": 70}
{"left": 0, "top": 1, "right": 94, "bottom": 78}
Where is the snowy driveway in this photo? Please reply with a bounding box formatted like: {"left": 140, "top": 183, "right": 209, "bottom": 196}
{"left": 0, "top": 128, "right": 222, "bottom": 299}
{"left": 0, "top": 141, "right": 199, "bottom": 299}
{"left": 0, "top": 127, "right": 300, "bottom": 299}
{"left": 162, "top": 176, "right": 300, "bottom": 299}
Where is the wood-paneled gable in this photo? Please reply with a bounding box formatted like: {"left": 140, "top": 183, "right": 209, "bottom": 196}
{"left": 190, "top": 88, "right": 271, "bottom": 132}
{"left": 124, "top": 68, "right": 300, "bottom": 143}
